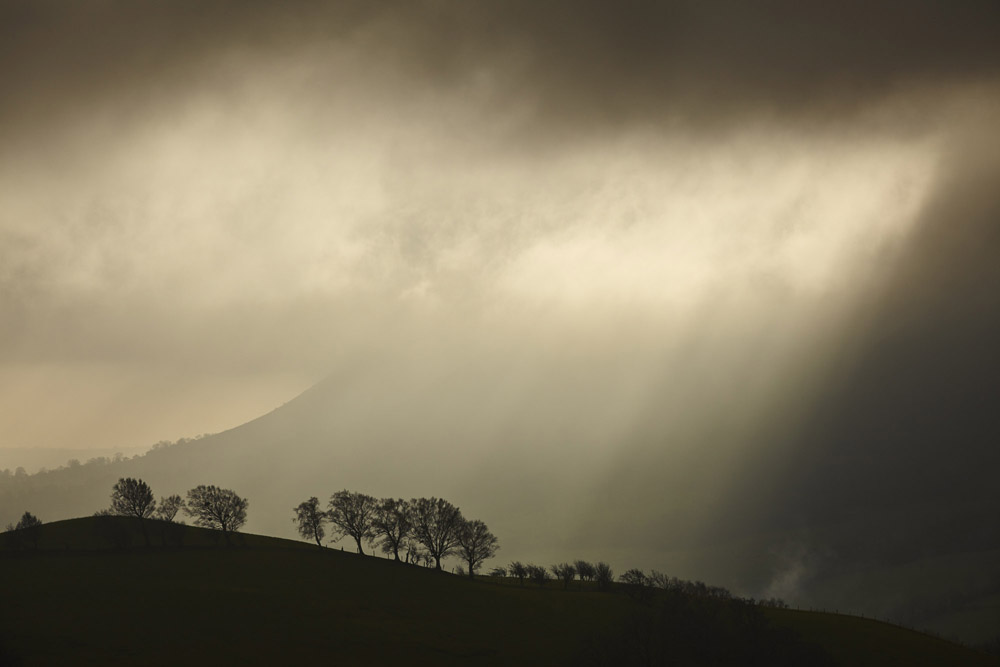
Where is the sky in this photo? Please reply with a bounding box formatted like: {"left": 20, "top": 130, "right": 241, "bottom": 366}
{"left": 2, "top": 0, "right": 1000, "bottom": 634}
{"left": 3, "top": 0, "right": 996, "bottom": 451}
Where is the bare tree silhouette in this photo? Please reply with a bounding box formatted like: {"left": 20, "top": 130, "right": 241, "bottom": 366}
{"left": 327, "top": 490, "right": 377, "bottom": 554}
{"left": 154, "top": 495, "right": 185, "bottom": 522}
{"left": 111, "top": 478, "right": 156, "bottom": 546}
{"left": 456, "top": 518, "right": 499, "bottom": 578}
{"left": 410, "top": 497, "right": 463, "bottom": 571}
{"left": 293, "top": 496, "right": 327, "bottom": 547}
{"left": 403, "top": 538, "right": 422, "bottom": 564}
{"left": 371, "top": 498, "right": 412, "bottom": 561}
{"left": 184, "top": 485, "right": 247, "bottom": 545}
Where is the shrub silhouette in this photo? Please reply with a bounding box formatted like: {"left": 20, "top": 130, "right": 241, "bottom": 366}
{"left": 551, "top": 563, "right": 576, "bottom": 589}
{"left": 594, "top": 562, "right": 614, "bottom": 590}
{"left": 527, "top": 564, "right": 550, "bottom": 586}
{"left": 3, "top": 511, "right": 43, "bottom": 551}
{"left": 509, "top": 561, "right": 528, "bottom": 586}
{"left": 620, "top": 568, "right": 653, "bottom": 601}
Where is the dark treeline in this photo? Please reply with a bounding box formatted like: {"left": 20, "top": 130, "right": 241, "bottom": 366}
{"left": 4, "top": 477, "right": 799, "bottom": 606}
{"left": 94, "top": 477, "right": 247, "bottom": 548}
{"left": 3, "top": 476, "right": 250, "bottom": 550}
{"left": 294, "top": 491, "right": 500, "bottom": 578}
{"left": 493, "top": 560, "right": 788, "bottom": 609}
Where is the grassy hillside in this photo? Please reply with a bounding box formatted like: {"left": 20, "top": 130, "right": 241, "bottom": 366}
{"left": 763, "top": 608, "right": 997, "bottom": 667}
{"left": 0, "top": 518, "right": 996, "bottom": 666}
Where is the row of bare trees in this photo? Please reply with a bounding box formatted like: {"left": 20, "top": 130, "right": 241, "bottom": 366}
{"left": 495, "top": 560, "right": 615, "bottom": 589}
{"left": 487, "top": 561, "right": 790, "bottom": 608}
{"left": 100, "top": 477, "right": 248, "bottom": 546}
{"left": 293, "top": 491, "right": 500, "bottom": 577}
{"left": 618, "top": 569, "right": 737, "bottom": 601}
{"left": 5, "top": 488, "right": 787, "bottom": 610}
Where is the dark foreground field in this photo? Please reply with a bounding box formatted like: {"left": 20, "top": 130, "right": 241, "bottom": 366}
{"left": 1, "top": 518, "right": 995, "bottom": 666}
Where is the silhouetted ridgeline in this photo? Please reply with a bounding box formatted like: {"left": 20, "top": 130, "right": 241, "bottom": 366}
{"left": 2, "top": 517, "right": 996, "bottom": 666}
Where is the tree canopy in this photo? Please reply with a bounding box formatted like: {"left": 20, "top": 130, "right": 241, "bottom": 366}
{"left": 293, "top": 496, "right": 327, "bottom": 547}
{"left": 111, "top": 478, "right": 156, "bottom": 520}
{"left": 371, "top": 498, "right": 412, "bottom": 561}
{"left": 410, "top": 497, "right": 464, "bottom": 571}
{"left": 327, "top": 490, "right": 377, "bottom": 554}
{"left": 184, "top": 485, "right": 248, "bottom": 541}
{"left": 155, "top": 495, "right": 185, "bottom": 522}
{"left": 15, "top": 511, "right": 42, "bottom": 531}
{"left": 456, "top": 518, "right": 499, "bottom": 578}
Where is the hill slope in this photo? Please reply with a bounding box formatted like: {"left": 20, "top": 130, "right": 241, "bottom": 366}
{"left": 1, "top": 518, "right": 996, "bottom": 666}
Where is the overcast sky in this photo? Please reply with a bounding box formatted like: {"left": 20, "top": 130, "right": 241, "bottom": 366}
{"left": 3, "top": 0, "right": 996, "bottom": 453}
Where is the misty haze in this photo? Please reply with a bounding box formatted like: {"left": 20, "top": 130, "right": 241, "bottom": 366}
{"left": 2, "top": 1, "right": 999, "bottom": 665}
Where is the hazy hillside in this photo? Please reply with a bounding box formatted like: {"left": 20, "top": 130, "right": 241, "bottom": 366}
{"left": 0, "top": 447, "right": 145, "bottom": 475}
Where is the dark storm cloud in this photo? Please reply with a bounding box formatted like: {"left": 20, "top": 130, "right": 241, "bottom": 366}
{"left": 670, "top": 134, "right": 1000, "bottom": 625}
{"left": 763, "top": 139, "right": 1000, "bottom": 545}
{"left": 410, "top": 0, "right": 1000, "bottom": 132}
{"left": 3, "top": 0, "right": 1000, "bottom": 142}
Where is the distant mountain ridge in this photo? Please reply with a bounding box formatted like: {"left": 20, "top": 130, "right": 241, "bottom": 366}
{"left": 0, "top": 446, "right": 146, "bottom": 475}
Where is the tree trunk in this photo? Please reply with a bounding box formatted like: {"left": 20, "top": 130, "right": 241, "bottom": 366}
{"left": 354, "top": 536, "right": 364, "bottom": 554}
{"left": 468, "top": 560, "right": 475, "bottom": 578}
{"left": 434, "top": 555, "right": 442, "bottom": 570}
